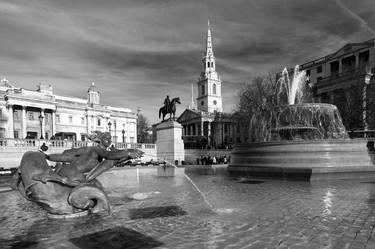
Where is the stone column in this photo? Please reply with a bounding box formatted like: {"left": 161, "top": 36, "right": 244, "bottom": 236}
{"left": 40, "top": 108, "right": 45, "bottom": 139}
{"left": 339, "top": 60, "right": 342, "bottom": 73}
{"left": 207, "top": 121, "right": 211, "bottom": 146}
{"left": 22, "top": 106, "right": 27, "bottom": 139}
{"left": 51, "top": 111, "right": 56, "bottom": 137}
{"left": 86, "top": 114, "right": 91, "bottom": 134}
{"left": 195, "top": 124, "right": 199, "bottom": 136}
{"left": 93, "top": 115, "right": 97, "bottom": 131}
{"left": 201, "top": 122, "right": 204, "bottom": 136}
{"left": 8, "top": 105, "right": 14, "bottom": 138}
{"left": 355, "top": 53, "right": 359, "bottom": 69}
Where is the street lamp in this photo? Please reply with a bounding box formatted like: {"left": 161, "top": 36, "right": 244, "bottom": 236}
{"left": 122, "top": 129, "right": 125, "bottom": 143}
{"left": 363, "top": 69, "right": 374, "bottom": 136}
{"left": 114, "top": 120, "right": 117, "bottom": 144}
{"left": 39, "top": 114, "right": 44, "bottom": 139}
{"left": 108, "top": 121, "right": 112, "bottom": 133}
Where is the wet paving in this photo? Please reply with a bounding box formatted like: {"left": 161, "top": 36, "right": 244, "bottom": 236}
{"left": 1, "top": 171, "right": 375, "bottom": 248}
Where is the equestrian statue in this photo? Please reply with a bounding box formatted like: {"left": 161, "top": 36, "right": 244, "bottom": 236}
{"left": 159, "top": 95, "right": 181, "bottom": 121}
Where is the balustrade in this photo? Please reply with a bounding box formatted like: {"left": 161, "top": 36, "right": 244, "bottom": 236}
{"left": 0, "top": 138, "right": 156, "bottom": 150}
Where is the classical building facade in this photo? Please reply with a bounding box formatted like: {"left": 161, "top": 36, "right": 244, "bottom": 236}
{"left": 298, "top": 38, "right": 375, "bottom": 131}
{"left": 177, "top": 22, "right": 238, "bottom": 149}
{"left": 0, "top": 80, "right": 137, "bottom": 142}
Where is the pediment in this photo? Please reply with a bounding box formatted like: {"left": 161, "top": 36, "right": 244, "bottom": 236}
{"left": 327, "top": 41, "right": 373, "bottom": 59}
{"left": 177, "top": 109, "right": 202, "bottom": 123}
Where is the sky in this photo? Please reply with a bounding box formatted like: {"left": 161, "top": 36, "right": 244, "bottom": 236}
{"left": 1, "top": 0, "right": 375, "bottom": 124}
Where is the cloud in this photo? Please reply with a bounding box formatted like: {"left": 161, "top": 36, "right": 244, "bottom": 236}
{"left": 0, "top": 0, "right": 374, "bottom": 124}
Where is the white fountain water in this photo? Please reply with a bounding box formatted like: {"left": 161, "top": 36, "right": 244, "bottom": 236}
{"left": 279, "top": 65, "right": 308, "bottom": 105}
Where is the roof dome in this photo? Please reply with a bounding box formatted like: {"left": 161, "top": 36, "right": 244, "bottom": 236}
{"left": 88, "top": 82, "right": 98, "bottom": 92}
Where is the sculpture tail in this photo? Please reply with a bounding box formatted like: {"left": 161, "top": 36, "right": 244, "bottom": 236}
{"left": 68, "top": 184, "right": 110, "bottom": 215}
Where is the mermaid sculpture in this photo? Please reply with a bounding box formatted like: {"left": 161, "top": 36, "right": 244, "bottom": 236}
{"left": 13, "top": 131, "right": 143, "bottom": 217}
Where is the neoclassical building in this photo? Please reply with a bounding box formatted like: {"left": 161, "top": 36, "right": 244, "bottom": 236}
{"left": 0, "top": 79, "right": 137, "bottom": 142}
{"left": 297, "top": 38, "right": 375, "bottom": 131}
{"left": 177, "top": 22, "right": 238, "bottom": 149}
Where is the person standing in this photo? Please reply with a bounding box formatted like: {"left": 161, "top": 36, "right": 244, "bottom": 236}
{"left": 164, "top": 95, "right": 171, "bottom": 113}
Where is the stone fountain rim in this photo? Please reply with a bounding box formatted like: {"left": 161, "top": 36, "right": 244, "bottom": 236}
{"left": 238, "top": 138, "right": 365, "bottom": 147}
{"left": 279, "top": 103, "right": 338, "bottom": 109}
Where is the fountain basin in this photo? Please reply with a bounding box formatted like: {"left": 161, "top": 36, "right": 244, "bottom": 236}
{"left": 228, "top": 139, "right": 375, "bottom": 181}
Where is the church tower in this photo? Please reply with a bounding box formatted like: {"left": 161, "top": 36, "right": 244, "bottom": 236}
{"left": 87, "top": 82, "right": 100, "bottom": 105}
{"left": 196, "top": 20, "right": 222, "bottom": 113}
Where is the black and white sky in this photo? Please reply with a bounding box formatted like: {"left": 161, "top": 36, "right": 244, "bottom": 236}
{"left": 1, "top": 0, "right": 375, "bottom": 123}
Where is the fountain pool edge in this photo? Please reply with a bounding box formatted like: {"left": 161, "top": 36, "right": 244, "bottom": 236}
{"left": 228, "top": 139, "right": 375, "bottom": 181}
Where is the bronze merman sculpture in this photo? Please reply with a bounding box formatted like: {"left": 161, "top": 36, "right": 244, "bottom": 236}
{"left": 159, "top": 96, "right": 181, "bottom": 121}
{"left": 13, "top": 131, "right": 143, "bottom": 217}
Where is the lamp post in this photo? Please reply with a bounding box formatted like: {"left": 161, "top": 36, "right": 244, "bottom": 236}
{"left": 39, "top": 114, "right": 44, "bottom": 139}
{"left": 122, "top": 129, "right": 125, "bottom": 143}
{"left": 114, "top": 120, "right": 117, "bottom": 144}
{"left": 363, "top": 69, "right": 373, "bottom": 137}
{"left": 108, "top": 121, "right": 112, "bottom": 139}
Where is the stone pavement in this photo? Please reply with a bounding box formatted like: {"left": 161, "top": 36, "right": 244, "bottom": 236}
{"left": 2, "top": 173, "right": 375, "bottom": 248}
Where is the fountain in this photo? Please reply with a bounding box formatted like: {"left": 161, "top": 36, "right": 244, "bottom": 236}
{"left": 229, "top": 66, "right": 375, "bottom": 181}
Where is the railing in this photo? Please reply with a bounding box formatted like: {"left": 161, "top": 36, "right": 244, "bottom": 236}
{"left": 317, "top": 68, "right": 366, "bottom": 88}
{"left": 0, "top": 138, "right": 156, "bottom": 150}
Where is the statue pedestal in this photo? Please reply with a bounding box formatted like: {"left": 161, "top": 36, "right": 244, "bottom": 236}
{"left": 155, "top": 120, "right": 185, "bottom": 166}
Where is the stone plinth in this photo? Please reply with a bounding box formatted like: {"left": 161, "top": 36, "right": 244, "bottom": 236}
{"left": 155, "top": 120, "right": 185, "bottom": 165}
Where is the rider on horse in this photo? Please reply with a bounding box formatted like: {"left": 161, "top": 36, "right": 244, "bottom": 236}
{"left": 164, "top": 95, "right": 171, "bottom": 113}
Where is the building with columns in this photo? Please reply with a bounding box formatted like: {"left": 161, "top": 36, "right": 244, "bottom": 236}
{"left": 0, "top": 80, "right": 137, "bottom": 142}
{"left": 297, "top": 38, "right": 375, "bottom": 131}
{"left": 177, "top": 21, "right": 238, "bottom": 149}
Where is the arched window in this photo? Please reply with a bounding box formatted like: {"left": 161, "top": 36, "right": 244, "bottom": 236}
{"left": 213, "top": 84, "right": 217, "bottom": 95}
{"left": 201, "top": 101, "right": 204, "bottom": 106}
{"left": 211, "top": 62, "right": 214, "bottom": 68}
{"left": 207, "top": 62, "right": 210, "bottom": 68}
{"left": 201, "top": 85, "right": 205, "bottom": 95}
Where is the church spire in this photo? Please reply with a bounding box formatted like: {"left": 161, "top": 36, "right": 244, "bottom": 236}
{"left": 206, "top": 19, "right": 214, "bottom": 57}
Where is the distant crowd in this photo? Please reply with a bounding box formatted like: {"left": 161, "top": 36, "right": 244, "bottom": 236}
{"left": 196, "top": 155, "right": 230, "bottom": 165}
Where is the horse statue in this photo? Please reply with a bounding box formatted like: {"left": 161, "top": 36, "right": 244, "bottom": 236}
{"left": 159, "top": 97, "right": 181, "bottom": 121}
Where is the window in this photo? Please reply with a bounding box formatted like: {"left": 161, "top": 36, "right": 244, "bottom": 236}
{"left": 224, "top": 124, "right": 228, "bottom": 133}
{"left": 213, "top": 84, "right": 217, "bottom": 95}
{"left": 201, "top": 101, "right": 204, "bottom": 106}
{"left": 211, "top": 62, "right": 214, "bottom": 68}
{"left": 201, "top": 85, "right": 205, "bottom": 95}
{"left": 45, "top": 133, "right": 49, "bottom": 140}
{"left": 306, "top": 70, "right": 311, "bottom": 77}
{"left": 207, "top": 62, "right": 210, "bottom": 68}
{"left": 69, "top": 116, "right": 73, "bottom": 124}
{"left": 28, "top": 112, "right": 34, "bottom": 120}
{"left": 56, "top": 114, "right": 60, "bottom": 123}
{"left": 97, "top": 118, "right": 101, "bottom": 126}
{"left": 14, "top": 130, "right": 19, "bottom": 139}
{"left": 213, "top": 100, "right": 217, "bottom": 105}
{"left": 317, "top": 65, "right": 323, "bottom": 73}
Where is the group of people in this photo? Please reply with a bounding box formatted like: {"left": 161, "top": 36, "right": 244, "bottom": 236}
{"left": 196, "top": 155, "right": 230, "bottom": 165}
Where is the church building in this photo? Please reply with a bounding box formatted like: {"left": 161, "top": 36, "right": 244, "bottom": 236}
{"left": 177, "top": 21, "right": 238, "bottom": 149}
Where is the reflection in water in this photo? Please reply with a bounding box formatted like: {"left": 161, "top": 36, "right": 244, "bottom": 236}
{"left": 323, "top": 189, "right": 333, "bottom": 216}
